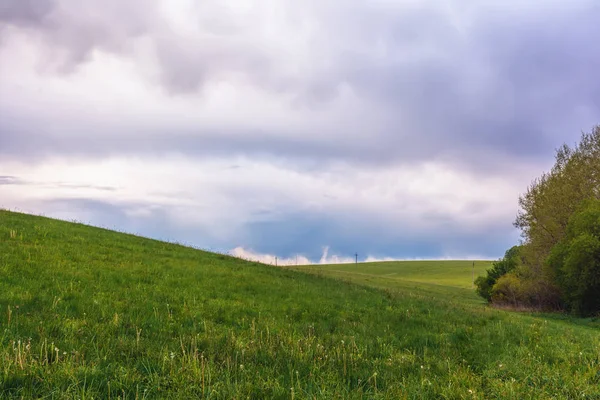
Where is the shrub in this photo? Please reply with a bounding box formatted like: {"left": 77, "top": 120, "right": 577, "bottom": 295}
{"left": 489, "top": 271, "right": 563, "bottom": 310}
{"left": 475, "top": 245, "right": 522, "bottom": 301}
{"left": 490, "top": 273, "right": 522, "bottom": 306}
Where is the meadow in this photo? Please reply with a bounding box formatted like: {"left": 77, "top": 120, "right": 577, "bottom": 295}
{"left": 291, "top": 260, "right": 493, "bottom": 305}
{"left": 1, "top": 210, "right": 599, "bottom": 399}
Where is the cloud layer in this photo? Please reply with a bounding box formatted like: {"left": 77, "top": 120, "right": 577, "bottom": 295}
{"left": 1, "top": 0, "right": 598, "bottom": 259}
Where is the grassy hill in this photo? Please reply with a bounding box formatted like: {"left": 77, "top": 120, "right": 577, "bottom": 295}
{"left": 1, "top": 210, "right": 599, "bottom": 399}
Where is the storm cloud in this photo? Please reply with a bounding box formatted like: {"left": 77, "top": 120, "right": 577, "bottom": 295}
{"left": 0, "top": 0, "right": 598, "bottom": 260}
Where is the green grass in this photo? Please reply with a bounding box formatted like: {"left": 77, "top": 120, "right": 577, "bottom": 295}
{"left": 295, "top": 260, "right": 492, "bottom": 289}
{"left": 291, "top": 261, "right": 493, "bottom": 305}
{"left": 1, "top": 210, "right": 599, "bottom": 399}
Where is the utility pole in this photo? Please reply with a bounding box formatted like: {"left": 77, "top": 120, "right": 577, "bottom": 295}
{"left": 472, "top": 261, "right": 475, "bottom": 287}
{"left": 275, "top": 256, "right": 278, "bottom": 267}
{"left": 355, "top": 253, "right": 358, "bottom": 264}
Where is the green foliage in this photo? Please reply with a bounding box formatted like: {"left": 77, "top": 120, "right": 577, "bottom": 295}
{"left": 490, "top": 273, "right": 522, "bottom": 305}
{"left": 475, "top": 246, "right": 522, "bottom": 301}
{"left": 515, "top": 125, "right": 600, "bottom": 270}
{"left": 1, "top": 210, "right": 599, "bottom": 399}
{"left": 505, "top": 125, "right": 600, "bottom": 314}
{"left": 547, "top": 199, "right": 600, "bottom": 316}
{"left": 489, "top": 271, "right": 562, "bottom": 310}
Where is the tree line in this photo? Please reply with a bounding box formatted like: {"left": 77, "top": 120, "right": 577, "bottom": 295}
{"left": 476, "top": 125, "right": 600, "bottom": 316}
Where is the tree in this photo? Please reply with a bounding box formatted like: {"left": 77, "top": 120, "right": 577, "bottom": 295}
{"left": 477, "top": 125, "right": 600, "bottom": 314}
{"left": 546, "top": 199, "right": 600, "bottom": 316}
{"left": 515, "top": 126, "right": 600, "bottom": 271}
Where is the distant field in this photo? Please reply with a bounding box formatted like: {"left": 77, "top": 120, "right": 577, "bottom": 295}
{"left": 1, "top": 210, "right": 599, "bottom": 399}
{"left": 296, "top": 260, "right": 491, "bottom": 288}
{"left": 292, "top": 260, "right": 494, "bottom": 306}
{"left": 302, "top": 260, "right": 492, "bottom": 287}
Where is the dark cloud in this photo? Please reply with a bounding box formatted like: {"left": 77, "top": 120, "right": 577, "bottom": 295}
{"left": 0, "top": 117, "right": 594, "bottom": 182}
{"left": 153, "top": 34, "right": 275, "bottom": 96}
{"left": 0, "top": 0, "right": 155, "bottom": 72}
{"left": 0, "top": 1, "right": 598, "bottom": 171}
{"left": 0, "top": 0, "right": 54, "bottom": 27}
{"left": 336, "top": 6, "right": 600, "bottom": 162}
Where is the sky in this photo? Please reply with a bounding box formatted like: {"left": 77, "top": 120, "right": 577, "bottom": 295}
{"left": 0, "top": 0, "right": 598, "bottom": 264}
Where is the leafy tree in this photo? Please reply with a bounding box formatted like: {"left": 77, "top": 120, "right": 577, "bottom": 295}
{"left": 515, "top": 126, "right": 600, "bottom": 271}
{"left": 479, "top": 126, "right": 599, "bottom": 313}
{"left": 546, "top": 199, "right": 600, "bottom": 316}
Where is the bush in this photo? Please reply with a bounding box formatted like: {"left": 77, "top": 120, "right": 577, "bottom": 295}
{"left": 475, "top": 246, "right": 522, "bottom": 301}
{"left": 490, "top": 273, "right": 522, "bottom": 306}
{"left": 490, "top": 271, "right": 563, "bottom": 310}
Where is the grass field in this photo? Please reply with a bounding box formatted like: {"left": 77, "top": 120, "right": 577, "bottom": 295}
{"left": 291, "top": 261, "right": 493, "bottom": 305}
{"left": 295, "top": 260, "right": 493, "bottom": 289}
{"left": 1, "top": 210, "right": 599, "bottom": 399}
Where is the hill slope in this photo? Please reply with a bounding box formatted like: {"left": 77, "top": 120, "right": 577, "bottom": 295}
{"left": 1, "top": 210, "right": 599, "bottom": 399}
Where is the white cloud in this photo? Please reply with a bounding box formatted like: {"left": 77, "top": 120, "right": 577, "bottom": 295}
{"left": 0, "top": 154, "right": 534, "bottom": 254}
{"left": 230, "top": 245, "right": 368, "bottom": 265}
{"left": 230, "top": 245, "right": 488, "bottom": 265}
{"left": 230, "top": 247, "right": 311, "bottom": 266}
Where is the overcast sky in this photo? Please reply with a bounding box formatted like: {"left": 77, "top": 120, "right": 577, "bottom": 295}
{"left": 1, "top": 0, "right": 598, "bottom": 263}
